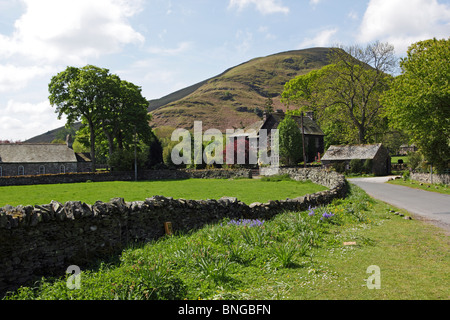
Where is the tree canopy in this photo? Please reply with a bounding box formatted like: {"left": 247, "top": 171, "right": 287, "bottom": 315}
{"left": 48, "top": 65, "right": 160, "bottom": 171}
{"left": 278, "top": 115, "right": 303, "bottom": 166}
{"left": 282, "top": 42, "right": 396, "bottom": 145}
{"left": 382, "top": 38, "right": 450, "bottom": 172}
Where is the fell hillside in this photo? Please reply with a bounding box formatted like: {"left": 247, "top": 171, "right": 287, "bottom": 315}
{"left": 26, "top": 47, "right": 332, "bottom": 143}
{"left": 149, "top": 47, "right": 332, "bottom": 132}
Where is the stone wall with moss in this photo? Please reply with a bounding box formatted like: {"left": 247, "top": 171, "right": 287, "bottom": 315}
{"left": 0, "top": 168, "right": 346, "bottom": 296}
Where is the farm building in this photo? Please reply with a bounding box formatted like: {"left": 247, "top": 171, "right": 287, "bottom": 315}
{"left": 229, "top": 110, "right": 325, "bottom": 164}
{"left": 398, "top": 144, "right": 417, "bottom": 156}
{"left": 322, "top": 143, "right": 391, "bottom": 176}
{"left": 0, "top": 141, "right": 91, "bottom": 177}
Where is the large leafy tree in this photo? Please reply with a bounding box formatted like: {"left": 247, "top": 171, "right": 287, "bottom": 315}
{"left": 382, "top": 38, "right": 450, "bottom": 172}
{"left": 49, "top": 65, "right": 111, "bottom": 171}
{"left": 49, "top": 65, "right": 160, "bottom": 171}
{"left": 278, "top": 115, "right": 303, "bottom": 166}
{"left": 99, "top": 75, "right": 153, "bottom": 155}
{"left": 282, "top": 41, "right": 396, "bottom": 144}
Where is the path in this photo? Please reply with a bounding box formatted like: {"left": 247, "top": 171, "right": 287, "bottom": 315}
{"left": 348, "top": 176, "right": 450, "bottom": 233}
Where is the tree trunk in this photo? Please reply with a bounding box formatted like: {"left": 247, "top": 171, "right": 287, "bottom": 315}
{"left": 103, "top": 127, "right": 114, "bottom": 157}
{"left": 88, "top": 119, "right": 96, "bottom": 172}
{"left": 358, "top": 125, "right": 366, "bottom": 144}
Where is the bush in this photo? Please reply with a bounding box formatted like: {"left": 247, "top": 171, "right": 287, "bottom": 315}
{"left": 332, "top": 161, "right": 347, "bottom": 173}
{"left": 407, "top": 151, "right": 423, "bottom": 171}
{"left": 349, "top": 159, "right": 363, "bottom": 174}
{"left": 362, "top": 159, "right": 373, "bottom": 174}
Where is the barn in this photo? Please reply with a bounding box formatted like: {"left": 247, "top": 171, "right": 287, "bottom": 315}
{"left": 322, "top": 143, "right": 391, "bottom": 176}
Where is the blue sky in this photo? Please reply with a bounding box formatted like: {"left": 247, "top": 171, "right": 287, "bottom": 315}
{"left": 0, "top": 0, "right": 449, "bottom": 140}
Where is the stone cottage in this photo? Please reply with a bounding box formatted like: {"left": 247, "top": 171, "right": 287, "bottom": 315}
{"left": 229, "top": 110, "right": 325, "bottom": 164}
{"left": 398, "top": 144, "right": 417, "bottom": 156}
{"left": 321, "top": 143, "right": 391, "bottom": 176}
{"left": 0, "top": 142, "right": 91, "bottom": 177}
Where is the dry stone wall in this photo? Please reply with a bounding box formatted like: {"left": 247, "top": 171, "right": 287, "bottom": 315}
{"left": 410, "top": 172, "right": 450, "bottom": 185}
{"left": 0, "top": 169, "right": 252, "bottom": 187}
{"left": 0, "top": 168, "right": 346, "bottom": 296}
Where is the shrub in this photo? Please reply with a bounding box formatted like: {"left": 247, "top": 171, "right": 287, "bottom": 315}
{"left": 349, "top": 159, "right": 363, "bottom": 174}
{"left": 362, "top": 159, "right": 373, "bottom": 174}
{"left": 332, "top": 161, "right": 347, "bottom": 173}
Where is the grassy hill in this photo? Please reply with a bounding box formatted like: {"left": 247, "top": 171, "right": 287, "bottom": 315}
{"left": 26, "top": 47, "right": 331, "bottom": 143}
{"left": 149, "top": 47, "right": 331, "bottom": 133}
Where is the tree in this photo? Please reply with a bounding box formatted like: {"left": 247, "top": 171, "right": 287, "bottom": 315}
{"left": 282, "top": 41, "right": 396, "bottom": 144}
{"left": 49, "top": 65, "right": 112, "bottom": 172}
{"left": 382, "top": 38, "right": 450, "bottom": 172}
{"left": 278, "top": 115, "right": 303, "bottom": 166}
{"left": 49, "top": 65, "right": 161, "bottom": 172}
{"left": 99, "top": 76, "right": 154, "bottom": 156}
{"left": 264, "top": 96, "right": 274, "bottom": 114}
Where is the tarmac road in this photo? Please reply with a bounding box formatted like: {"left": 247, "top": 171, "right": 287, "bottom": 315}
{"left": 348, "top": 176, "right": 450, "bottom": 233}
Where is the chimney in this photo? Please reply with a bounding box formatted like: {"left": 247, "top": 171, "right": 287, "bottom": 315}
{"left": 66, "top": 134, "right": 73, "bottom": 149}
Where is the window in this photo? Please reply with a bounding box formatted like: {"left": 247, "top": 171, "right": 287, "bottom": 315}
{"left": 18, "top": 166, "right": 24, "bottom": 176}
{"left": 60, "top": 165, "right": 65, "bottom": 174}
{"left": 39, "top": 165, "right": 45, "bottom": 175}
{"left": 0, "top": 166, "right": 2, "bottom": 177}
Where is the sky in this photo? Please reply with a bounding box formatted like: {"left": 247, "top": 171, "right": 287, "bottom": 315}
{"left": 0, "top": 0, "right": 449, "bottom": 141}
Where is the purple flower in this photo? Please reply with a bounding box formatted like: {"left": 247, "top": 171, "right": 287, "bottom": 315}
{"left": 228, "top": 219, "right": 265, "bottom": 227}
{"left": 308, "top": 205, "right": 316, "bottom": 216}
{"left": 321, "top": 212, "right": 335, "bottom": 220}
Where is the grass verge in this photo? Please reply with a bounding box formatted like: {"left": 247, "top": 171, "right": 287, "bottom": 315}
{"left": 387, "top": 179, "right": 450, "bottom": 195}
{"left": 3, "top": 184, "right": 449, "bottom": 300}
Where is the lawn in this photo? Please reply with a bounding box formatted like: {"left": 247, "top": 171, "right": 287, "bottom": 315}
{"left": 3, "top": 184, "right": 449, "bottom": 300}
{"left": 0, "top": 177, "right": 328, "bottom": 207}
{"left": 391, "top": 156, "right": 408, "bottom": 164}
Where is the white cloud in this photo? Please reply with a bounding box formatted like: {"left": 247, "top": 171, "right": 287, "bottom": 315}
{"left": 258, "top": 26, "right": 277, "bottom": 40}
{"left": 0, "top": 99, "right": 67, "bottom": 141}
{"left": 0, "top": 65, "right": 55, "bottom": 92}
{"left": 0, "top": 0, "right": 145, "bottom": 64}
{"left": 298, "top": 28, "right": 338, "bottom": 49}
{"left": 147, "top": 42, "right": 194, "bottom": 56}
{"left": 357, "top": 0, "right": 450, "bottom": 55}
{"left": 228, "top": 0, "right": 289, "bottom": 15}
{"left": 235, "top": 30, "right": 253, "bottom": 54}
{"left": 348, "top": 10, "right": 359, "bottom": 20}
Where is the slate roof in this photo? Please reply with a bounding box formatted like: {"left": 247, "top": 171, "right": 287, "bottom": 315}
{"left": 322, "top": 144, "right": 384, "bottom": 161}
{"left": 265, "top": 112, "right": 325, "bottom": 136}
{"left": 0, "top": 144, "right": 78, "bottom": 163}
{"left": 229, "top": 111, "right": 324, "bottom": 138}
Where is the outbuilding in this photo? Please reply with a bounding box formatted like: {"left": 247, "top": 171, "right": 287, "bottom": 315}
{"left": 0, "top": 142, "right": 91, "bottom": 177}
{"left": 322, "top": 143, "right": 391, "bottom": 176}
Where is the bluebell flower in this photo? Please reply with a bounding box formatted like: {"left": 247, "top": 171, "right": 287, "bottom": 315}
{"left": 320, "top": 212, "right": 335, "bottom": 220}
{"left": 308, "top": 205, "right": 316, "bottom": 216}
{"left": 227, "top": 218, "right": 265, "bottom": 227}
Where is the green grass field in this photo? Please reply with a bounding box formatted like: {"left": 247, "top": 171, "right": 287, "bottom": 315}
{"left": 391, "top": 156, "right": 408, "bottom": 164}
{"left": 0, "top": 178, "right": 328, "bottom": 207}
{"left": 3, "top": 184, "right": 449, "bottom": 300}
